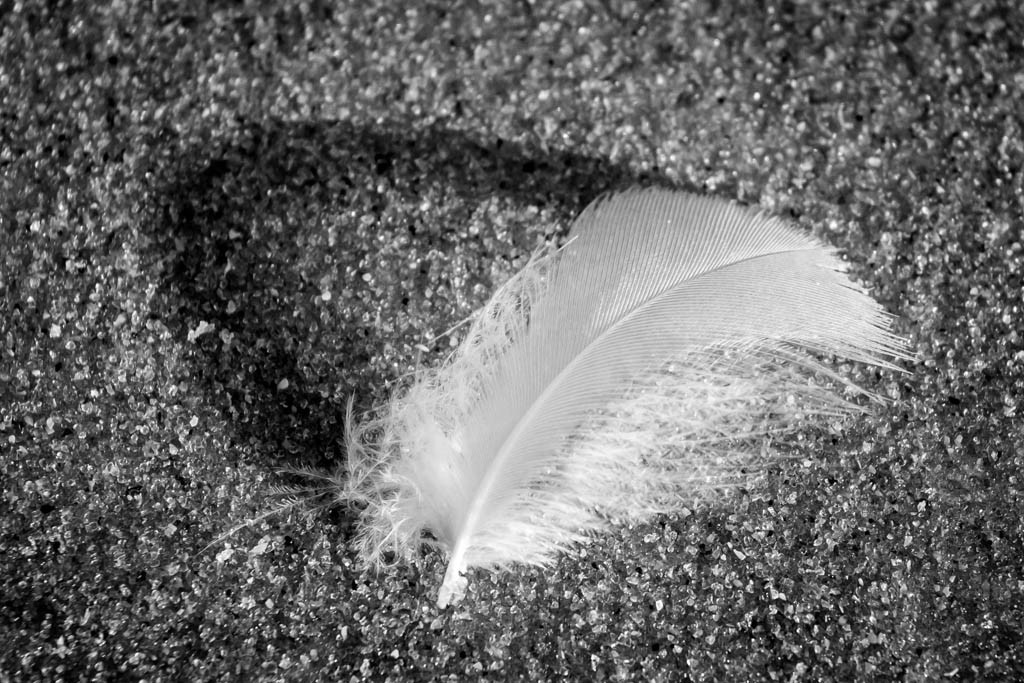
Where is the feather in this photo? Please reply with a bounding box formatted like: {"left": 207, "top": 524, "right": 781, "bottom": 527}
{"left": 342, "top": 188, "right": 908, "bottom": 607}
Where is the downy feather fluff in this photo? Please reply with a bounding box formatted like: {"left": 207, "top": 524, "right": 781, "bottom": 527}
{"left": 342, "top": 188, "right": 907, "bottom": 607}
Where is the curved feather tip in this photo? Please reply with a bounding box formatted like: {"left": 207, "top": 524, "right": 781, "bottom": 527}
{"left": 343, "top": 188, "right": 909, "bottom": 607}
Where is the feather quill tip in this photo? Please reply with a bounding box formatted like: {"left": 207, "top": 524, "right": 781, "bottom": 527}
{"left": 437, "top": 568, "right": 468, "bottom": 608}
{"left": 342, "top": 188, "right": 910, "bottom": 607}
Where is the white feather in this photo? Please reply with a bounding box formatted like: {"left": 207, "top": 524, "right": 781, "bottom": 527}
{"left": 342, "top": 188, "right": 907, "bottom": 607}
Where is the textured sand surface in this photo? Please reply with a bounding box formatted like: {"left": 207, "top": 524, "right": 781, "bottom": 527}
{"left": 3, "top": 2, "right": 1022, "bottom": 680}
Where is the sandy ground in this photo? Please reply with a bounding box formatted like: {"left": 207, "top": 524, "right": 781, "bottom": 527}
{"left": 2, "top": 2, "right": 1023, "bottom": 680}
